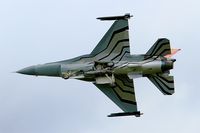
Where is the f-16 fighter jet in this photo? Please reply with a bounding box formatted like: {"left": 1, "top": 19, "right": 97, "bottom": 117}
{"left": 17, "top": 13, "right": 180, "bottom": 117}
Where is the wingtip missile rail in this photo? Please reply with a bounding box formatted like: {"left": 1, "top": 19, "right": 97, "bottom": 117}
{"left": 97, "top": 13, "right": 133, "bottom": 21}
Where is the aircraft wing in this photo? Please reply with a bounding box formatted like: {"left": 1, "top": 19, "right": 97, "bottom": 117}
{"left": 94, "top": 74, "right": 140, "bottom": 117}
{"left": 90, "top": 18, "right": 131, "bottom": 62}
{"left": 147, "top": 74, "right": 174, "bottom": 95}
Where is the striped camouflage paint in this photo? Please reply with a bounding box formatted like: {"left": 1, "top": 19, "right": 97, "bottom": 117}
{"left": 94, "top": 74, "right": 137, "bottom": 112}
{"left": 90, "top": 19, "right": 130, "bottom": 62}
{"left": 144, "top": 38, "right": 171, "bottom": 61}
{"left": 147, "top": 74, "right": 174, "bottom": 95}
{"left": 17, "top": 14, "right": 178, "bottom": 117}
{"left": 59, "top": 19, "right": 131, "bottom": 64}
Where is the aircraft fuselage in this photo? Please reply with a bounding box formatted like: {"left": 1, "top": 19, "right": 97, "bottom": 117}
{"left": 17, "top": 54, "right": 174, "bottom": 85}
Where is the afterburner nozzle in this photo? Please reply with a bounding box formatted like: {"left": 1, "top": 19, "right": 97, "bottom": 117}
{"left": 161, "top": 60, "right": 174, "bottom": 72}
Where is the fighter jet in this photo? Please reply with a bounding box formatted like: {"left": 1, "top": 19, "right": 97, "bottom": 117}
{"left": 17, "top": 13, "right": 179, "bottom": 117}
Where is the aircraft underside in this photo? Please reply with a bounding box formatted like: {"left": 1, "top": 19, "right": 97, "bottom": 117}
{"left": 17, "top": 13, "right": 179, "bottom": 117}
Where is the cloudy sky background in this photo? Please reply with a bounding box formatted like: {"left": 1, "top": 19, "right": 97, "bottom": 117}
{"left": 0, "top": 0, "right": 200, "bottom": 133}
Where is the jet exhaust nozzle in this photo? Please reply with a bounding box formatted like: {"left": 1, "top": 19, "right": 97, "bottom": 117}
{"left": 161, "top": 60, "right": 174, "bottom": 72}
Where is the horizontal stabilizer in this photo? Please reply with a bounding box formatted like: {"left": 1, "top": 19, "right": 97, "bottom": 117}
{"left": 97, "top": 13, "right": 132, "bottom": 21}
{"left": 147, "top": 74, "right": 174, "bottom": 95}
{"left": 108, "top": 111, "right": 142, "bottom": 117}
{"left": 146, "top": 38, "right": 171, "bottom": 57}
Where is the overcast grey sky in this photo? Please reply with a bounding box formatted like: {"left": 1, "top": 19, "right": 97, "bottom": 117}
{"left": 0, "top": 0, "right": 200, "bottom": 133}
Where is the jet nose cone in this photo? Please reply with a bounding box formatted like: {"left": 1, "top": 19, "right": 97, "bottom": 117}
{"left": 17, "top": 66, "right": 36, "bottom": 75}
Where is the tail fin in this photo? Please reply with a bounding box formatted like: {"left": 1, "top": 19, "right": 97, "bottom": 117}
{"left": 146, "top": 38, "right": 171, "bottom": 57}
{"left": 147, "top": 74, "right": 174, "bottom": 95}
